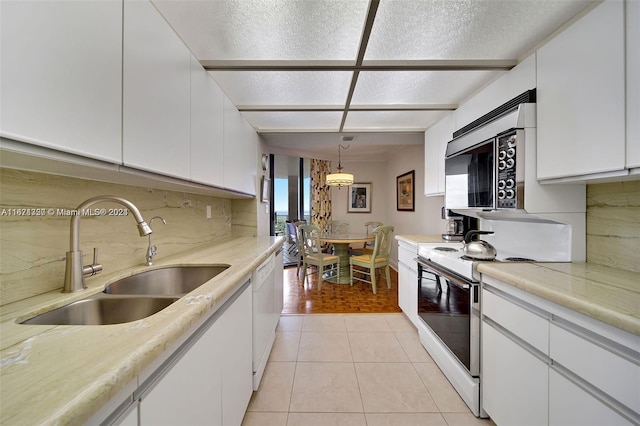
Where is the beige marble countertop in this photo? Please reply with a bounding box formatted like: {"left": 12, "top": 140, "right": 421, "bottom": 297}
{"left": 0, "top": 236, "right": 284, "bottom": 425}
{"left": 477, "top": 262, "right": 640, "bottom": 336}
{"left": 395, "top": 234, "right": 446, "bottom": 245}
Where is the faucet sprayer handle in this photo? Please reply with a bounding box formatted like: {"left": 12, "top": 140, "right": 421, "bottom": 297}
{"left": 82, "top": 247, "right": 103, "bottom": 277}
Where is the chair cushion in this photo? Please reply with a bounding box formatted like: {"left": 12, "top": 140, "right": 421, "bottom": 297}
{"left": 350, "top": 254, "right": 388, "bottom": 265}
{"left": 307, "top": 253, "right": 339, "bottom": 262}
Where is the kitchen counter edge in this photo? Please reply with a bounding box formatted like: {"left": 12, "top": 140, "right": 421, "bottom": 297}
{"left": 477, "top": 261, "right": 639, "bottom": 336}
{"left": 0, "top": 236, "right": 284, "bottom": 425}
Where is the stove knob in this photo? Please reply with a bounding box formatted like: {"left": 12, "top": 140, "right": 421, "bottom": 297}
{"left": 508, "top": 137, "right": 517, "bottom": 147}
{"left": 505, "top": 179, "right": 515, "bottom": 189}
{"left": 506, "top": 189, "right": 515, "bottom": 199}
{"left": 498, "top": 180, "right": 506, "bottom": 190}
{"left": 506, "top": 158, "right": 515, "bottom": 168}
{"left": 498, "top": 190, "right": 506, "bottom": 199}
{"left": 499, "top": 150, "right": 507, "bottom": 160}
{"left": 499, "top": 160, "right": 506, "bottom": 170}
{"left": 507, "top": 148, "right": 515, "bottom": 158}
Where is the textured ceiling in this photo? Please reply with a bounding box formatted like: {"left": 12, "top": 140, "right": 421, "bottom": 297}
{"left": 152, "top": 0, "right": 595, "bottom": 161}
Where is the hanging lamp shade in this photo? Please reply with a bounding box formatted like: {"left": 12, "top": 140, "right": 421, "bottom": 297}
{"left": 326, "top": 168, "right": 354, "bottom": 187}
{"left": 326, "top": 145, "right": 354, "bottom": 187}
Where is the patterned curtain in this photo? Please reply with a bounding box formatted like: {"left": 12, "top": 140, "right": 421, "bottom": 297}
{"left": 310, "top": 159, "right": 331, "bottom": 232}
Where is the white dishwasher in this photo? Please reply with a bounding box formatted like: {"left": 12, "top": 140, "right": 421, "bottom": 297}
{"left": 252, "top": 248, "right": 283, "bottom": 390}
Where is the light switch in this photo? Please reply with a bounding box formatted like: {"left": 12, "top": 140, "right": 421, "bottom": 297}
{"left": 206, "top": 205, "right": 211, "bottom": 219}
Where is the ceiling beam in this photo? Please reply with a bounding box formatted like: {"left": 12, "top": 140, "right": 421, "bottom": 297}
{"left": 339, "top": 0, "right": 380, "bottom": 132}
{"left": 237, "top": 104, "right": 457, "bottom": 112}
{"left": 201, "top": 59, "right": 517, "bottom": 72}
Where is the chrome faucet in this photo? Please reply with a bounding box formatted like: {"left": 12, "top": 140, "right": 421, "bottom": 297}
{"left": 63, "top": 196, "right": 152, "bottom": 293}
{"left": 146, "top": 216, "right": 167, "bottom": 266}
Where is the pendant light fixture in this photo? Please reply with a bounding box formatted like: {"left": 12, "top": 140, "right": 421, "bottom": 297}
{"left": 326, "top": 144, "right": 354, "bottom": 188}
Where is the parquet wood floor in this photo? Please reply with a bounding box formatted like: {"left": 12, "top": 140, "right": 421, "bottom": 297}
{"left": 282, "top": 265, "right": 402, "bottom": 314}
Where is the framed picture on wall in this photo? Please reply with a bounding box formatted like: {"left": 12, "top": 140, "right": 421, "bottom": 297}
{"left": 396, "top": 170, "right": 415, "bottom": 211}
{"left": 260, "top": 176, "right": 270, "bottom": 203}
{"left": 348, "top": 183, "right": 371, "bottom": 213}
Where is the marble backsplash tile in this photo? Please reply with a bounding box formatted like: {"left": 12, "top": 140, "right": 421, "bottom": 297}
{"left": 586, "top": 181, "right": 640, "bottom": 273}
{"left": 0, "top": 168, "right": 256, "bottom": 305}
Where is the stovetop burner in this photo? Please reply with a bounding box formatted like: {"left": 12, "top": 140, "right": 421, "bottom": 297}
{"left": 504, "top": 257, "right": 535, "bottom": 262}
{"left": 434, "top": 247, "right": 459, "bottom": 252}
{"left": 460, "top": 255, "right": 495, "bottom": 262}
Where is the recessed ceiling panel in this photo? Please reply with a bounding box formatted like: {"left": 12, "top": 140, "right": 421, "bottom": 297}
{"left": 352, "top": 70, "right": 502, "bottom": 105}
{"left": 242, "top": 111, "right": 342, "bottom": 132}
{"left": 210, "top": 71, "right": 353, "bottom": 106}
{"left": 343, "top": 111, "right": 448, "bottom": 132}
{"left": 365, "top": 0, "right": 594, "bottom": 60}
{"left": 152, "top": 0, "right": 369, "bottom": 61}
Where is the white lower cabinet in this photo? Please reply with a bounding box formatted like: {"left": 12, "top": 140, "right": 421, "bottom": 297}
{"left": 549, "top": 369, "right": 632, "bottom": 426}
{"left": 482, "top": 285, "right": 549, "bottom": 426}
{"left": 397, "top": 241, "right": 418, "bottom": 326}
{"left": 481, "top": 277, "right": 640, "bottom": 426}
{"left": 138, "top": 284, "right": 252, "bottom": 426}
{"left": 218, "top": 285, "right": 253, "bottom": 426}
{"left": 482, "top": 321, "right": 548, "bottom": 426}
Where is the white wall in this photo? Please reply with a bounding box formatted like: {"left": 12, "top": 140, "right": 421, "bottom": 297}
{"left": 382, "top": 145, "right": 447, "bottom": 267}
{"left": 331, "top": 144, "right": 446, "bottom": 268}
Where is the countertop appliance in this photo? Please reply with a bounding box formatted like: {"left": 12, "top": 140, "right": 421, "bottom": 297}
{"left": 414, "top": 241, "right": 539, "bottom": 417}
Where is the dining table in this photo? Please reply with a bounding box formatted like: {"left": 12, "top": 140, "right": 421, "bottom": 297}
{"left": 319, "top": 233, "right": 374, "bottom": 284}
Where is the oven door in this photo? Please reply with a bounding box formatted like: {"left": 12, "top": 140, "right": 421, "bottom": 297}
{"left": 417, "top": 259, "right": 480, "bottom": 377}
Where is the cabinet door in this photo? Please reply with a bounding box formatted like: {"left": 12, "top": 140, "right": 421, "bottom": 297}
{"left": 123, "top": 0, "right": 191, "bottom": 180}
{"left": 627, "top": 0, "right": 640, "bottom": 169}
{"left": 549, "top": 369, "right": 633, "bottom": 426}
{"left": 190, "top": 56, "right": 225, "bottom": 186}
{"left": 398, "top": 263, "right": 419, "bottom": 327}
{"left": 482, "top": 322, "right": 548, "bottom": 426}
{"left": 275, "top": 249, "right": 284, "bottom": 315}
{"left": 223, "top": 96, "right": 257, "bottom": 195}
{"left": 139, "top": 315, "right": 222, "bottom": 425}
{"left": 218, "top": 286, "right": 253, "bottom": 426}
{"left": 537, "top": 1, "right": 625, "bottom": 179}
{"left": 0, "top": 1, "right": 122, "bottom": 162}
{"left": 424, "top": 114, "right": 454, "bottom": 196}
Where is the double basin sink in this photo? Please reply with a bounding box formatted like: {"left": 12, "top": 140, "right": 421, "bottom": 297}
{"left": 21, "top": 265, "right": 230, "bottom": 326}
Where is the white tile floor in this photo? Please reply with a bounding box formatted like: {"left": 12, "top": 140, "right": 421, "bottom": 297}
{"left": 242, "top": 313, "right": 493, "bottom": 426}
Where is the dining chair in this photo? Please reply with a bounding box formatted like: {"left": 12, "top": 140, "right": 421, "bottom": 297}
{"left": 349, "top": 225, "right": 394, "bottom": 294}
{"left": 362, "top": 221, "right": 384, "bottom": 253}
{"left": 285, "top": 221, "right": 297, "bottom": 254}
{"left": 298, "top": 224, "right": 340, "bottom": 290}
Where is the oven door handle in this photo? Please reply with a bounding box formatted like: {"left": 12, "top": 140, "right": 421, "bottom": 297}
{"left": 416, "top": 259, "right": 471, "bottom": 291}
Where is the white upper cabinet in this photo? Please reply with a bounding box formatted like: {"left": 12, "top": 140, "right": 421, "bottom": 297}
{"left": 454, "top": 55, "right": 536, "bottom": 133}
{"left": 536, "top": 1, "right": 626, "bottom": 180}
{"left": 626, "top": 0, "right": 640, "bottom": 170}
{"left": 424, "top": 113, "right": 454, "bottom": 196}
{"left": 190, "top": 57, "right": 225, "bottom": 187}
{"left": 123, "top": 0, "right": 191, "bottom": 180}
{"left": 223, "top": 97, "right": 258, "bottom": 195}
{"left": 0, "top": 1, "right": 122, "bottom": 163}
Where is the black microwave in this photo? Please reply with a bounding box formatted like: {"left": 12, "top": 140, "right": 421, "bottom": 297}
{"left": 444, "top": 137, "right": 496, "bottom": 210}
{"left": 444, "top": 106, "right": 529, "bottom": 211}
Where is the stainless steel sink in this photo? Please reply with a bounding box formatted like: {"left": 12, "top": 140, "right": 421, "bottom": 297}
{"left": 21, "top": 295, "right": 179, "bottom": 325}
{"left": 103, "top": 265, "right": 230, "bottom": 296}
